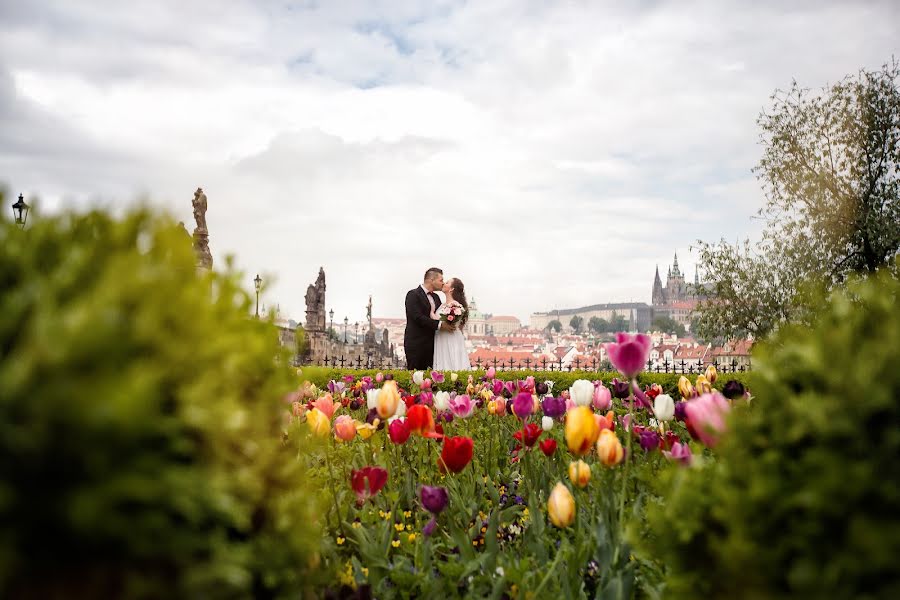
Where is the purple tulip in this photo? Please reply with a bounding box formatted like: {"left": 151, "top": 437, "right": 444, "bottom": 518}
{"left": 420, "top": 485, "right": 449, "bottom": 514}
{"left": 611, "top": 378, "right": 630, "bottom": 399}
{"left": 419, "top": 391, "right": 433, "bottom": 406}
{"left": 632, "top": 382, "right": 653, "bottom": 410}
{"left": 449, "top": 394, "right": 474, "bottom": 419}
{"left": 674, "top": 401, "right": 688, "bottom": 422}
{"left": 512, "top": 392, "right": 534, "bottom": 419}
{"left": 663, "top": 441, "right": 693, "bottom": 465}
{"left": 423, "top": 517, "right": 438, "bottom": 537}
{"left": 722, "top": 379, "right": 746, "bottom": 400}
{"left": 349, "top": 399, "right": 361, "bottom": 410}
{"left": 519, "top": 377, "right": 535, "bottom": 393}
{"left": 639, "top": 429, "right": 660, "bottom": 451}
{"left": 536, "top": 381, "right": 549, "bottom": 396}
{"left": 504, "top": 381, "right": 517, "bottom": 397}
{"left": 431, "top": 371, "right": 445, "bottom": 384}
{"left": 384, "top": 373, "right": 394, "bottom": 380}
{"left": 541, "top": 396, "right": 566, "bottom": 419}
{"left": 604, "top": 333, "right": 652, "bottom": 378}
{"left": 491, "top": 380, "right": 503, "bottom": 396}
{"left": 342, "top": 375, "right": 354, "bottom": 384}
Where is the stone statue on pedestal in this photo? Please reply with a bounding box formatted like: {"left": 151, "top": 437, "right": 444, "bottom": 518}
{"left": 305, "top": 267, "right": 327, "bottom": 331}
{"left": 191, "top": 187, "right": 212, "bottom": 270}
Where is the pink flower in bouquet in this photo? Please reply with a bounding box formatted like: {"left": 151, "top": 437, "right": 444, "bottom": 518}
{"left": 604, "top": 333, "right": 652, "bottom": 378}
{"left": 684, "top": 392, "right": 731, "bottom": 448}
{"left": 449, "top": 394, "right": 475, "bottom": 419}
{"left": 312, "top": 393, "right": 336, "bottom": 420}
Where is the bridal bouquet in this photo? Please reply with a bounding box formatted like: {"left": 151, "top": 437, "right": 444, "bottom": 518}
{"left": 438, "top": 301, "right": 466, "bottom": 325}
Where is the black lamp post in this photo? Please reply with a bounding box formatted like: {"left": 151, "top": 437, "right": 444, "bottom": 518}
{"left": 355, "top": 321, "right": 359, "bottom": 343}
{"left": 254, "top": 274, "right": 262, "bottom": 317}
{"left": 12, "top": 194, "right": 30, "bottom": 229}
{"left": 343, "top": 316, "right": 348, "bottom": 343}
{"left": 329, "top": 309, "right": 334, "bottom": 339}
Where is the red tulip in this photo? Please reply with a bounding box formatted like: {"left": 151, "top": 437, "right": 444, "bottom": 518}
{"left": 439, "top": 436, "right": 474, "bottom": 473}
{"left": 351, "top": 466, "right": 388, "bottom": 506}
{"left": 388, "top": 419, "right": 411, "bottom": 444}
{"left": 407, "top": 405, "right": 435, "bottom": 436}
{"left": 513, "top": 423, "right": 542, "bottom": 448}
{"left": 539, "top": 438, "right": 558, "bottom": 456}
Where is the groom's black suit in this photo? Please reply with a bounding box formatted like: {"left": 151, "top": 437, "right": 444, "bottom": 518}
{"left": 404, "top": 286, "right": 441, "bottom": 370}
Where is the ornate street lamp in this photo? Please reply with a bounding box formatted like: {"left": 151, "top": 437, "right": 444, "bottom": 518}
{"left": 329, "top": 309, "right": 334, "bottom": 339}
{"left": 355, "top": 321, "right": 359, "bottom": 343}
{"left": 253, "top": 274, "right": 262, "bottom": 317}
{"left": 12, "top": 194, "right": 30, "bottom": 229}
{"left": 343, "top": 316, "right": 348, "bottom": 343}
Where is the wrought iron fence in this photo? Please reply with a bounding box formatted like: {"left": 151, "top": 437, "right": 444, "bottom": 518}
{"left": 303, "top": 355, "right": 751, "bottom": 374}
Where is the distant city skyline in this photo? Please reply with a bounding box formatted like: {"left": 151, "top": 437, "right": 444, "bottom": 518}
{"left": 2, "top": 1, "right": 897, "bottom": 323}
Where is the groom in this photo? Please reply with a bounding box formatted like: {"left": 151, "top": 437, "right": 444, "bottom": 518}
{"left": 404, "top": 267, "right": 453, "bottom": 370}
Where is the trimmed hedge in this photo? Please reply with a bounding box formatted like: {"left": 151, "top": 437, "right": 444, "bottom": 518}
{"left": 0, "top": 210, "right": 322, "bottom": 599}
{"left": 298, "top": 366, "right": 752, "bottom": 398}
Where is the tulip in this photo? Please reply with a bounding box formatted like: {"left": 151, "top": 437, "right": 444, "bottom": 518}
{"left": 407, "top": 405, "right": 435, "bottom": 436}
{"left": 355, "top": 420, "right": 378, "bottom": 440}
{"left": 312, "top": 394, "right": 336, "bottom": 420}
{"left": 684, "top": 392, "right": 730, "bottom": 447}
{"left": 568, "top": 379, "right": 594, "bottom": 407}
{"left": 333, "top": 415, "right": 357, "bottom": 442}
{"left": 604, "top": 333, "right": 652, "bottom": 378}
{"left": 306, "top": 407, "right": 331, "bottom": 436}
{"left": 513, "top": 423, "right": 542, "bottom": 448}
{"left": 535, "top": 381, "right": 549, "bottom": 395}
{"left": 595, "top": 410, "right": 615, "bottom": 431}
{"left": 653, "top": 394, "right": 675, "bottom": 422}
{"left": 422, "top": 378, "right": 432, "bottom": 390}
{"left": 695, "top": 374, "right": 712, "bottom": 395}
{"left": 722, "top": 379, "right": 746, "bottom": 400}
{"left": 433, "top": 391, "right": 450, "bottom": 412}
{"left": 646, "top": 383, "right": 663, "bottom": 399}
{"left": 521, "top": 376, "right": 536, "bottom": 393}
{"left": 596, "top": 429, "right": 624, "bottom": 466}
{"left": 439, "top": 436, "right": 474, "bottom": 473}
{"left": 674, "top": 401, "right": 688, "bottom": 421}
{"left": 420, "top": 485, "right": 449, "bottom": 514}
{"left": 388, "top": 418, "right": 411, "bottom": 444}
{"left": 611, "top": 378, "right": 630, "bottom": 399}
{"left": 539, "top": 438, "right": 557, "bottom": 456}
{"left": 565, "top": 406, "right": 600, "bottom": 456}
{"left": 547, "top": 482, "right": 575, "bottom": 528}
{"left": 377, "top": 380, "right": 401, "bottom": 419}
{"left": 639, "top": 429, "right": 660, "bottom": 452}
{"left": 542, "top": 416, "right": 553, "bottom": 431}
{"left": 419, "top": 391, "right": 433, "bottom": 406}
{"left": 375, "top": 372, "right": 384, "bottom": 383}
{"left": 568, "top": 460, "right": 591, "bottom": 488}
{"left": 491, "top": 398, "right": 507, "bottom": 416}
{"left": 592, "top": 383, "right": 612, "bottom": 411}
{"left": 431, "top": 371, "right": 445, "bottom": 384}
{"left": 512, "top": 392, "right": 534, "bottom": 419}
{"left": 663, "top": 441, "right": 693, "bottom": 465}
{"left": 631, "top": 382, "right": 653, "bottom": 410}
{"left": 366, "top": 389, "right": 380, "bottom": 411}
{"left": 351, "top": 466, "right": 388, "bottom": 505}
{"left": 541, "top": 396, "right": 566, "bottom": 418}
{"left": 291, "top": 401, "right": 305, "bottom": 418}
{"left": 704, "top": 364, "right": 718, "bottom": 385}
{"left": 412, "top": 371, "right": 424, "bottom": 386}
{"left": 449, "top": 394, "right": 475, "bottom": 419}
{"left": 486, "top": 367, "right": 496, "bottom": 379}
{"left": 388, "top": 398, "right": 407, "bottom": 422}
{"left": 677, "top": 376, "right": 695, "bottom": 399}
{"left": 451, "top": 372, "right": 459, "bottom": 383}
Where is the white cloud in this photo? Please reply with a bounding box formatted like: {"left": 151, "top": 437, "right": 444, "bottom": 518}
{"left": 1, "top": 0, "right": 897, "bottom": 324}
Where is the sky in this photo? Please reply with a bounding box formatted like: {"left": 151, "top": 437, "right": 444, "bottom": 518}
{"left": 2, "top": 0, "right": 898, "bottom": 324}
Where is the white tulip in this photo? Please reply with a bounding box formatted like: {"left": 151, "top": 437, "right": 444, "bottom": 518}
{"left": 545, "top": 381, "right": 554, "bottom": 392}
{"left": 388, "top": 402, "right": 406, "bottom": 422}
{"left": 542, "top": 416, "right": 554, "bottom": 431}
{"left": 653, "top": 394, "right": 675, "bottom": 422}
{"left": 366, "top": 389, "right": 380, "bottom": 410}
{"left": 433, "top": 391, "right": 451, "bottom": 412}
{"left": 450, "top": 372, "right": 459, "bottom": 383}
{"left": 412, "top": 371, "right": 424, "bottom": 386}
{"left": 569, "top": 379, "right": 594, "bottom": 407}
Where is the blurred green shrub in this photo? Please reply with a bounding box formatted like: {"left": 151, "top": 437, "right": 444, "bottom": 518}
{"left": 0, "top": 209, "right": 321, "bottom": 598}
{"left": 644, "top": 263, "right": 900, "bottom": 599}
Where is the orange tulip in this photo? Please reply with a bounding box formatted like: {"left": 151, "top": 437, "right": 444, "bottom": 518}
{"left": 547, "top": 482, "right": 575, "bottom": 528}
{"left": 312, "top": 393, "right": 336, "bottom": 420}
{"left": 596, "top": 429, "right": 624, "bottom": 466}
{"left": 333, "top": 415, "right": 356, "bottom": 442}
{"left": 565, "top": 406, "right": 600, "bottom": 456}
{"left": 594, "top": 410, "right": 616, "bottom": 431}
{"left": 568, "top": 460, "right": 591, "bottom": 488}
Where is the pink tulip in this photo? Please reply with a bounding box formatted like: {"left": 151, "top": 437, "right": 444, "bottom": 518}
{"left": 604, "top": 333, "right": 652, "bottom": 378}
{"left": 431, "top": 371, "right": 445, "bottom": 384}
{"left": 663, "top": 441, "right": 693, "bottom": 465}
{"left": 512, "top": 392, "right": 534, "bottom": 419}
{"left": 448, "top": 394, "right": 475, "bottom": 419}
{"left": 492, "top": 380, "right": 504, "bottom": 396}
{"left": 520, "top": 376, "right": 535, "bottom": 393}
{"left": 312, "top": 393, "right": 336, "bottom": 420}
{"left": 333, "top": 415, "right": 356, "bottom": 441}
{"left": 684, "top": 392, "right": 731, "bottom": 448}
{"left": 376, "top": 372, "right": 384, "bottom": 383}
{"left": 422, "top": 378, "right": 432, "bottom": 390}
{"left": 592, "top": 383, "right": 612, "bottom": 411}
{"left": 565, "top": 397, "right": 577, "bottom": 413}
{"left": 486, "top": 367, "right": 496, "bottom": 378}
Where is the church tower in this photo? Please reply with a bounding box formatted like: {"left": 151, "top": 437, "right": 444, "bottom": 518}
{"left": 652, "top": 265, "right": 666, "bottom": 306}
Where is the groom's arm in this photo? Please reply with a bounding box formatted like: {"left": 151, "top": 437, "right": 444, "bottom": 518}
{"left": 405, "top": 290, "right": 440, "bottom": 331}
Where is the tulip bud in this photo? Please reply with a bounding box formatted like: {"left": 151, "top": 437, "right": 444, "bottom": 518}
{"left": 366, "top": 389, "right": 380, "bottom": 410}
{"left": 333, "top": 415, "right": 357, "bottom": 442}
{"left": 565, "top": 406, "right": 600, "bottom": 456}
{"left": 569, "top": 379, "right": 594, "bottom": 406}
{"left": 306, "top": 408, "right": 330, "bottom": 436}
{"left": 596, "top": 429, "right": 624, "bottom": 466}
{"left": 678, "top": 375, "right": 694, "bottom": 399}
{"left": 375, "top": 372, "right": 384, "bottom": 383}
{"left": 451, "top": 372, "right": 459, "bottom": 383}
{"left": 412, "top": 371, "right": 425, "bottom": 386}
{"left": 541, "top": 416, "right": 553, "bottom": 431}
{"left": 433, "top": 391, "right": 450, "bottom": 412}
{"left": 568, "top": 460, "right": 591, "bottom": 488}
{"left": 547, "top": 483, "right": 575, "bottom": 528}
{"left": 695, "top": 375, "right": 712, "bottom": 395}
{"left": 704, "top": 364, "right": 718, "bottom": 385}
{"left": 377, "top": 381, "right": 401, "bottom": 419}
{"left": 653, "top": 394, "right": 675, "bottom": 422}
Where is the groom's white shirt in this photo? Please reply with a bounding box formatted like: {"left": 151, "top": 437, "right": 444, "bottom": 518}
{"left": 420, "top": 284, "right": 441, "bottom": 331}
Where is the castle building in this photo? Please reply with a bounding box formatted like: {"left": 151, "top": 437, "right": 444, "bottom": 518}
{"left": 651, "top": 252, "right": 710, "bottom": 330}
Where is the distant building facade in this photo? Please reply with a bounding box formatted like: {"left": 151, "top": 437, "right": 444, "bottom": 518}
{"left": 651, "top": 252, "right": 711, "bottom": 330}
{"left": 530, "top": 302, "right": 652, "bottom": 332}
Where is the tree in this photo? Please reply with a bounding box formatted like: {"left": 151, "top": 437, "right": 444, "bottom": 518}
{"left": 588, "top": 316, "right": 608, "bottom": 333}
{"left": 295, "top": 324, "right": 309, "bottom": 359}
{"left": 697, "top": 60, "right": 900, "bottom": 339}
{"left": 609, "top": 312, "right": 629, "bottom": 333}
{"left": 652, "top": 315, "right": 686, "bottom": 337}
{"left": 569, "top": 315, "right": 584, "bottom": 333}
{"left": 546, "top": 319, "right": 562, "bottom": 333}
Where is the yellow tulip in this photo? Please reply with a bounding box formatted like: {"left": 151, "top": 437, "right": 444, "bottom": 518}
{"left": 565, "top": 406, "right": 600, "bottom": 456}
{"left": 547, "top": 482, "right": 575, "bottom": 528}
{"left": 704, "top": 364, "right": 718, "bottom": 385}
{"left": 695, "top": 375, "right": 712, "bottom": 395}
{"left": 377, "top": 380, "right": 401, "bottom": 419}
{"left": 568, "top": 460, "right": 591, "bottom": 488}
{"left": 596, "top": 429, "right": 624, "bottom": 466}
{"left": 355, "top": 419, "right": 379, "bottom": 440}
{"left": 678, "top": 375, "right": 694, "bottom": 399}
{"left": 450, "top": 373, "right": 459, "bottom": 383}
{"left": 306, "top": 408, "right": 330, "bottom": 436}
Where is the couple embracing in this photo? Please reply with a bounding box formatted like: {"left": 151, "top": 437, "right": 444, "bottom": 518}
{"left": 403, "top": 267, "right": 472, "bottom": 371}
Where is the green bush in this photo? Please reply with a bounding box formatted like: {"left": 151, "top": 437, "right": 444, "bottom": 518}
{"left": 644, "top": 265, "right": 900, "bottom": 599}
{"left": 0, "top": 210, "right": 321, "bottom": 598}
{"left": 299, "top": 367, "right": 751, "bottom": 399}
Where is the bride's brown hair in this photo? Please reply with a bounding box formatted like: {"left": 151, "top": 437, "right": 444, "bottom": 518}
{"left": 450, "top": 278, "right": 469, "bottom": 327}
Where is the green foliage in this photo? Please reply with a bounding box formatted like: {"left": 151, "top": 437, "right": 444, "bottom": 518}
{"left": 588, "top": 316, "right": 607, "bottom": 333}
{"left": 697, "top": 59, "right": 900, "bottom": 340}
{"left": 644, "top": 263, "right": 900, "bottom": 599}
{"left": 650, "top": 315, "right": 685, "bottom": 337}
{"left": 0, "top": 209, "right": 322, "bottom": 598}
{"left": 295, "top": 324, "right": 309, "bottom": 358}
{"left": 546, "top": 319, "right": 562, "bottom": 333}
{"left": 569, "top": 315, "right": 584, "bottom": 333}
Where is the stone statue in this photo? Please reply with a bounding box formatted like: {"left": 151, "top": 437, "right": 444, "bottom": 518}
{"left": 366, "top": 295, "right": 373, "bottom": 328}
{"left": 191, "top": 187, "right": 212, "bottom": 270}
{"left": 305, "top": 267, "right": 327, "bottom": 331}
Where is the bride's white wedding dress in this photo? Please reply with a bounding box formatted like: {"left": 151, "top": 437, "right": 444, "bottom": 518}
{"left": 433, "top": 303, "right": 471, "bottom": 371}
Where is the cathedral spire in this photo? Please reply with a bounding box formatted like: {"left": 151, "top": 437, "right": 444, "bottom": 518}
{"left": 672, "top": 252, "right": 680, "bottom": 277}
{"left": 652, "top": 264, "right": 665, "bottom": 306}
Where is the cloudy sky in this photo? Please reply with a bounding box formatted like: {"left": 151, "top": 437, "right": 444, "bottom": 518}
{"left": 2, "top": 1, "right": 897, "bottom": 324}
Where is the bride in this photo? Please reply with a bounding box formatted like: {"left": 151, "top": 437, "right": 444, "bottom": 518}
{"left": 432, "top": 277, "right": 472, "bottom": 371}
